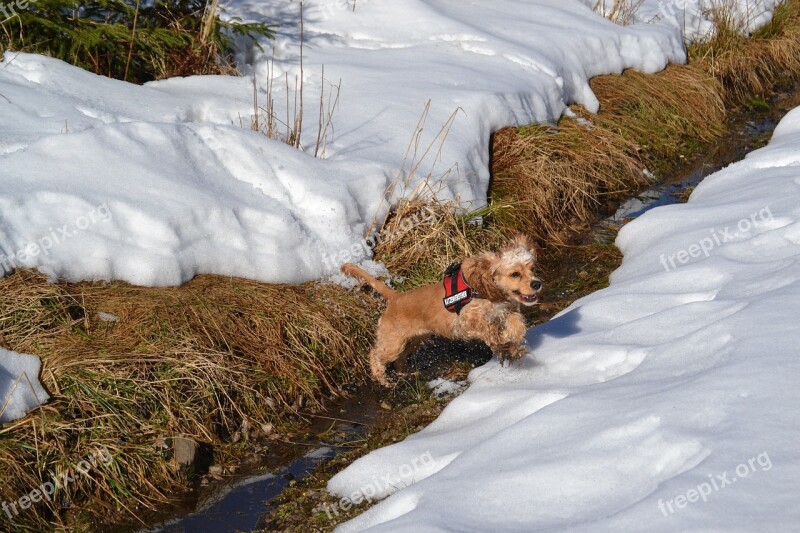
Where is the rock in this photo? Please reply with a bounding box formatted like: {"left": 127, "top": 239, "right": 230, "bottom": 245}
{"left": 172, "top": 436, "right": 198, "bottom": 467}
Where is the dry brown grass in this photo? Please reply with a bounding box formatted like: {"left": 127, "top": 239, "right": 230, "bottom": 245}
{"left": 373, "top": 200, "right": 509, "bottom": 289}
{"left": 491, "top": 115, "right": 645, "bottom": 246}
{"left": 589, "top": 65, "right": 726, "bottom": 160}
{"left": 691, "top": 0, "right": 800, "bottom": 104}
{"left": 0, "top": 270, "right": 377, "bottom": 531}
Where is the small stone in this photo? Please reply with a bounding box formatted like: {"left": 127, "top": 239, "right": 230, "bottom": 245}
{"left": 172, "top": 436, "right": 197, "bottom": 467}
{"left": 97, "top": 311, "right": 120, "bottom": 322}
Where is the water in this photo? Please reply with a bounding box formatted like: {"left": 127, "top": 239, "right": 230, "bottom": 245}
{"left": 125, "top": 384, "right": 384, "bottom": 533}
{"left": 132, "top": 87, "right": 800, "bottom": 533}
{"left": 595, "top": 90, "right": 800, "bottom": 240}
{"left": 142, "top": 447, "right": 336, "bottom": 533}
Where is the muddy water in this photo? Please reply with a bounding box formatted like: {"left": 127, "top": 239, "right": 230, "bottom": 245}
{"left": 129, "top": 88, "right": 800, "bottom": 533}
{"left": 127, "top": 385, "right": 384, "bottom": 533}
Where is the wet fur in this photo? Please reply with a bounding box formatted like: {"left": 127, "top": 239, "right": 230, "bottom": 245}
{"left": 341, "top": 234, "right": 543, "bottom": 385}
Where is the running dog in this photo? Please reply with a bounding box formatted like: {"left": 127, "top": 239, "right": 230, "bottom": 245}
{"left": 341, "top": 234, "right": 543, "bottom": 385}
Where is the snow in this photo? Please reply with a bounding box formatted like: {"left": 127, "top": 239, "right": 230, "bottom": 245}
{"left": 327, "top": 105, "right": 800, "bottom": 530}
{"left": 0, "top": 0, "right": 692, "bottom": 288}
{"left": 592, "top": 0, "right": 782, "bottom": 42}
{"left": 427, "top": 378, "right": 466, "bottom": 397}
{"left": 0, "top": 348, "right": 49, "bottom": 424}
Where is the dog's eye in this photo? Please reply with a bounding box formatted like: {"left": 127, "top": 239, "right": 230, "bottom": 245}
{"left": 510, "top": 272, "right": 521, "bottom": 278}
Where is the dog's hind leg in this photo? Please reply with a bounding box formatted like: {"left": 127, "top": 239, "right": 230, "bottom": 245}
{"left": 392, "top": 335, "right": 427, "bottom": 375}
{"left": 370, "top": 324, "right": 413, "bottom": 386}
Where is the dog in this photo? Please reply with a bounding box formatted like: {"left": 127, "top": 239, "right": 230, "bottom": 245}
{"left": 341, "top": 233, "right": 543, "bottom": 385}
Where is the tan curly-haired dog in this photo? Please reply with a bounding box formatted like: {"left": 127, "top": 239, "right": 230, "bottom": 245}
{"left": 341, "top": 234, "right": 543, "bottom": 385}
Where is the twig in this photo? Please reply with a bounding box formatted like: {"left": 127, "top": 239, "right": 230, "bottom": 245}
{"left": 314, "top": 67, "right": 342, "bottom": 158}
{"left": 123, "top": 0, "right": 141, "bottom": 82}
{"left": 200, "top": 0, "right": 221, "bottom": 46}
{"left": 295, "top": 0, "right": 305, "bottom": 148}
{"left": 252, "top": 73, "right": 259, "bottom": 131}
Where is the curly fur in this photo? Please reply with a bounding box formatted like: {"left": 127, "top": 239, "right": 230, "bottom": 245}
{"left": 341, "top": 234, "right": 543, "bottom": 385}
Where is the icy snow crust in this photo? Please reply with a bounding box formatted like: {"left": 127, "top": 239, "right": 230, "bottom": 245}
{"left": 328, "top": 107, "right": 800, "bottom": 530}
{"left": 0, "top": 0, "right": 688, "bottom": 286}
{"left": 0, "top": 348, "right": 49, "bottom": 423}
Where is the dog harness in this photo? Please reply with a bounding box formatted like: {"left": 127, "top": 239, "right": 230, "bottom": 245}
{"left": 442, "top": 262, "right": 475, "bottom": 314}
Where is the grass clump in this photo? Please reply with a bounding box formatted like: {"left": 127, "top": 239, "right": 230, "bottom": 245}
{"left": 491, "top": 113, "right": 644, "bottom": 246}
{"left": 0, "top": 270, "right": 377, "bottom": 531}
{"left": 588, "top": 65, "right": 725, "bottom": 164}
{"left": 690, "top": 0, "right": 800, "bottom": 104}
{"left": 373, "top": 200, "right": 511, "bottom": 290}
{"left": 0, "top": 0, "right": 274, "bottom": 83}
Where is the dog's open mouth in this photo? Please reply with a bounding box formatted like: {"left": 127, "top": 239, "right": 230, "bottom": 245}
{"left": 513, "top": 291, "right": 538, "bottom": 305}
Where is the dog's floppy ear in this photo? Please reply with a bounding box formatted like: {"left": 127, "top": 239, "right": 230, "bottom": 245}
{"left": 461, "top": 252, "right": 506, "bottom": 301}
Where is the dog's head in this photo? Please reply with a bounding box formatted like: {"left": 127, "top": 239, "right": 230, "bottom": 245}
{"left": 462, "top": 233, "right": 543, "bottom": 306}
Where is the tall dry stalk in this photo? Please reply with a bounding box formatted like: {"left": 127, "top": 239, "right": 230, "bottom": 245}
{"left": 200, "top": 0, "right": 221, "bottom": 46}
{"left": 123, "top": 0, "right": 141, "bottom": 81}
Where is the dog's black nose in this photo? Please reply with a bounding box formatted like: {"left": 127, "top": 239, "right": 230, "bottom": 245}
{"left": 531, "top": 280, "right": 543, "bottom": 291}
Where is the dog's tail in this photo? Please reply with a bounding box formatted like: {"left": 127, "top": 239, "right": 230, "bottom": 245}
{"left": 341, "top": 263, "right": 397, "bottom": 300}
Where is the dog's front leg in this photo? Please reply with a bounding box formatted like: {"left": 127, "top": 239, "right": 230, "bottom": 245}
{"left": 457, "top": 301, "right": 525, "bottom": 363}
{"left": 497, "top": 312, "right": 528, "bottom": 364}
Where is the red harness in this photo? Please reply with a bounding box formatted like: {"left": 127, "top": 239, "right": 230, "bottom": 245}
{"left": 442, "top": 263, "right": 474, "bottom": 314}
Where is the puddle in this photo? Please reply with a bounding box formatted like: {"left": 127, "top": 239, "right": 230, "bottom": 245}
{"left": 124, "top": 337, "right": 489, "bottom": 533}
{"left": 141, "top": 448, "right": 336, "bottom": 533}
{"left": 120, "top": 385, "right": 384, "bottom": 533}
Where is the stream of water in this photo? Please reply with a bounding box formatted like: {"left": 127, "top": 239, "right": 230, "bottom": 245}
{"left": 129, "top": 87, "right": 800, "bottom": 533}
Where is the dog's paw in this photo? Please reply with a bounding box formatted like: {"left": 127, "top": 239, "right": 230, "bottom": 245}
{"left": 496, "top": 343, "right": 527, "bottom": 365}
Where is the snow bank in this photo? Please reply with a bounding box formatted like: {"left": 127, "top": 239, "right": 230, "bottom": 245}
{"left": 0, "top": 348, "right": 48, "bottom": 424}
{"left": 328, "top": 106, "right": 800, "bottom": 530}
{"left": 0, "top": 0, "right": 689, "bottom": 286}
{"left": 592, "top": 0, "right": 781, "bottom": 42}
